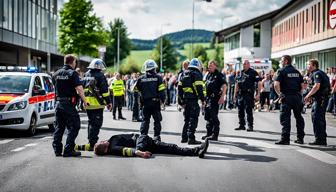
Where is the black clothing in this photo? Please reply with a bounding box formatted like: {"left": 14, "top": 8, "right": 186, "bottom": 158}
{"left": 275, "top": 65, "right": 305, "bottom": 141}
{"left": 86, "top": 109, "right": 104, "bottom": 146}
{"left": 113, "top": 96, "right": 124, "bottom": 118}
{"left": 107, "top": 134, "right": 198, "bottom": 157}
{"left": 52, "top": 65, "right": 82, "bottom": 154}
{"left": 309, "top": 69, "right": 330, "bottom": 142}
{"left": 236, "top": 68, "right": 260, "bottom": 128}
{"left": 204, "top": 69, "right": 227, "bottom": 137}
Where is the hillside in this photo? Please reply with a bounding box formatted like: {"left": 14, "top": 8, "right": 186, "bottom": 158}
{"left": 132, "top": 29, "right": 214, "bottom": 50}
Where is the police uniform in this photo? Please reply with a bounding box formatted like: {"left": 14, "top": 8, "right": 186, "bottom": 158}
{"left": 204, "top": 69, "right": 227, "bottom": 139}
{"left": 309, "top": 69, "right": 330, "bottom": 144}
{"left": 131, "top": 78, "right": 141, "bottom": 121}
{"left": 110, "top": 78, "right": 125, "bottom": 119}
{"left": 135, "top": 71, "right": 166, "bottom": 140}
{"left": 178, "top": 68, "right": 205, "bottom": 144}
{"left": 82, "top": 69, "right": 111, "bottom": 149}
{"left": 236, "top": 68, "right": 260, "bottom": 130}
{"left": 103, "top": 133, "right": 206, "bottom": 157}
{"left": 275, "top": 64, "right": 305, "bottom": 144}
{"left": 52, "top": 64, "right": 82, "bottom": 156}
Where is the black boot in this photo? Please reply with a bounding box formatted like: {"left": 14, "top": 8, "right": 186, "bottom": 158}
{"left": 197, "top": 138, "right": 209, "bottom": 158}
{"left": 309, "top": 140, "right": 327, "bottom": 146}
{"left": 201, "top": 134, "right": 210, "bottom": 140}
{"left": 153, "top": 136, "right": 161, "bottom": 142}
{"left": 246, "top": 126, "right": 253, "bottom": 132}
{"left": 234, "top": 126, "right": 246, "bottom": 131}
{"left": 188, "top": 139, "right": 202, "bottom": 145}
{"left": 275, "top": 139, "right": 290, "bottom": 145}
{"left": 294, "top": 138, "right": 304, "bottom": 144}
{"left": 206, "top": 134, "right": 218, "bottom": 141}
{"left": 63, "top": 150, "right": 81, "bottom": 157}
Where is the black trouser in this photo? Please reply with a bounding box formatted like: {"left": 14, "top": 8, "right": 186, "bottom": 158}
{"left": 311, "top": 97, "right": 329, "bottom": 142}
{"left": 204, "top": 97, "right": 220, "bottom": 137}
{"left": 132, "top": 92, "right": 140, "bottom": 120}
{"left": 182, "top": 100, "right": 200, "bottom": 140}
{"left": 136, "top": 135, "right": 197, "bottom": 156}
{"left": 260, "top": 92, "right": 270, "bottom": 107}
{"left": 52, "top": 101, "right": 80, "bottom": 154}
{"left": 140, "top": 100, "right": 162, "bottom": 137}
{"left": 237, "top": 93, "right": 254, "bottom": 128}
{"left": 86, "top": 108, "right": 104, "bottom": 146}
{"left": 279, "top": 94, "right": 305, "bottom": 141}
{"left": 113, "top": 96, "right": 123, "bottom": 118}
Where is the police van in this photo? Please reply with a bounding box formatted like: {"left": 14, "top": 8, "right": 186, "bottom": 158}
{"left": 0, "top": 66, "right": 55, "bottom": 135}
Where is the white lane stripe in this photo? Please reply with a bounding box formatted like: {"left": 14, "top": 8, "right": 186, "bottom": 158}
{"left": 39, "top": 136, "right": 53, "bottom": 140}
{"left": 297, "top": 149, "right": 336, "bottom": 165}
{"left": 0, "top": 139, "right": 14, "bottom": 145}
{"left": 11, "top": 147, "right": 26, "bottom": 152}
{"left": 25, "top": 143, "right": 38, "bottom": 147}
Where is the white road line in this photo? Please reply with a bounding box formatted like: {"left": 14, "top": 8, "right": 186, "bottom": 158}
{"left": 297, "top": 149, "right": 336, "bottom": 165}
{"left": 0, "top": 139, "right": 14, "bottom": 145}
{"left": 39, "top": 136, "right": 53, "bottom": 140}
{"left": 25, "top": 143, "right": 38, "bottom": 147}
{"left": 11, "top": 147, "right": 26, "bottom": 152}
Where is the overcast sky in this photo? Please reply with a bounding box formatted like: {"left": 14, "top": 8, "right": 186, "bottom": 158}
{"left": 91, "top": 0, "right": 291, "bottom": 39}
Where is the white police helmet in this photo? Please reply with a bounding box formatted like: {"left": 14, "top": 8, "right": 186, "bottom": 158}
{"left": 141, "top": 59, "right": 158, "bottom": 73}
{"left": 88, "top": 58, "right": 106, "bottom": 70}
{"left": 188, "top": 58, "right": 202, "bottom": 72}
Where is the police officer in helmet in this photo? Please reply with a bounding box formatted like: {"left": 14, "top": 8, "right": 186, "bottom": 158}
{"left": 202, "top": 60, "right": 227, "bottom": 141}
{"left": 234, "top": 60, "right": 261, "bottom": 132}
{"left": 304, "top": 59, "right": 331, "bottom": 146}
{"left": 274, "top": 55, "right": 305, "bottom": 145}
{"left": 135, "top": 59, "right": 166, "bottom": 141}
{"left": 52, "top": 54, "right": 88, "bottom": 157}
{"left": 75, "top": 58, "right": 112, "bottom": 151}
{"left": 178, "top": 58, "right": 205, "bottom": 145}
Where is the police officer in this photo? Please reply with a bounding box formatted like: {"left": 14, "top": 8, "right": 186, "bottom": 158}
{"left": 75, "top": 59, "right": 112, "bottom": 151}
{"left": 110, "top": 73, "right": 126, "bottom": 120}
{"left": 202, "top": 60, "right": 227, "bottom": 141}
{"left": 177, "top": 60, "right": 190, "bottom": 111}
{"left": 234, "top": 60, "right": 261, "bottom": 132}
{"left": 52, "top": 54, "right": 87, "bottom": 157}
{"left": 178, "top": 58, "right": 205, "bottom": 144}
{"left": 274, "top": 55, "right": 305, "bottom": 145}
{"left": 304, "top": 59, "right": 331, "bottom": 146}
{"left": 135, "top": 60, "right": 166, "bottom": 141}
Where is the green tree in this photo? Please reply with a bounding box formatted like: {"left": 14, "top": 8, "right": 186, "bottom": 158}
{"left": 58, "top": 0, "right": 106, "bottom": 57}
{"left": 151, "top": 36, "right": 178, "bottom": 72}
{"left": 213, "top": 44, "right": 224, "bottom": 68}
{"left": 104, "top": 18, "right": 132, "bottom": 68}
{"left": 193, "top": 45, "right": 208, "bottom": 66}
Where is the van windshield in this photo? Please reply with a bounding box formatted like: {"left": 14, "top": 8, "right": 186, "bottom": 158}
{"left": 0, "top": 75, "right": 31, "bottom": 93}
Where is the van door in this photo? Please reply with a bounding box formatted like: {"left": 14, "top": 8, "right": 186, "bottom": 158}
{"left": 41, "top": 75, "right": 55, "bottom": 124}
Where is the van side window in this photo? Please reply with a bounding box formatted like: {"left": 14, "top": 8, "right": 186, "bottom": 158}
{"left": 43, "top": 76, "right": 55, "bottom": 93}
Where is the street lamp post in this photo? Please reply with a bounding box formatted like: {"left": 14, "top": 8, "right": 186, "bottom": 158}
{"left": 191, "top": 0, "right": 211, "bottom": 58}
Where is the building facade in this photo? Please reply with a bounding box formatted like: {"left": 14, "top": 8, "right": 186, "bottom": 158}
{"left": 271, "top": 0, "right": 336, "bottom": 71}
{"left": 0, "top": 0, "right": 64, "bottom": 72}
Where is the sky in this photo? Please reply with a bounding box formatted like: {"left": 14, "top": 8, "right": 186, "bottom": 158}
{"left": 91, "top": 0, "right": 291, "bottom": 40}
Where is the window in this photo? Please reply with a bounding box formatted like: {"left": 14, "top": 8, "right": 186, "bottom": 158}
{"left": 43, "top": 76, "right": 54, "bottom": 93}
{"left": 3, "top": 0, "right": 9, "bottom": 29}
{"left": 253, "top": 23, "right": 260, "bottom": 47}
{"left": 306, "top": 9, "right": 308, "bottom": 23}
{"left": 314, "top": 4, "right": 317, "bottom": 34}
{"left": 318, "top": 2, "right": 320, "bottom": 33}
{"left": 224, "top": 33, "right": 240, "bottom": 51}
{"left": 23, "top": 0, "right": 28, "bottom": 35}
{"left": 32, "top": 2, "right": 36, "bottom": 38}
{"left": 323, "top": 0, "right": 326, "bottom": 31}
{"left": 28, "top": 0, "right": 32, "bottom": 37}
{"left": 33, "top": 76, "right": 42, "bottom": 93}
{"left": 18, "top": 0, "right": 23, "bottom": 34}
{"left": 14, "top": 0, "right": 18, "bottom": 32}
{"left": 0, "top": 0, "right": 2, "bottom": 28}
{"left": 8, "top": 0, "right": 12, "bottom": 30}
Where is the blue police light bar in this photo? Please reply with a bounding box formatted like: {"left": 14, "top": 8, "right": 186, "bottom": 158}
{"left": 26, "top": 66, "right": 39, "bottom": 73}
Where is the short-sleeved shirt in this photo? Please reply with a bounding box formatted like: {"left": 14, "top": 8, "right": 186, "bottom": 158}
{"left": 205, "top": 69, "right": 227, "bottom": 97}
{"left": 309, "top": 69, "right": 330, "bottom": 98}
{"left": 52, "top": 65, "right": 82, "bottom": 98}
{"left": 275, "top": 64, "right": 303, "bottom": 95}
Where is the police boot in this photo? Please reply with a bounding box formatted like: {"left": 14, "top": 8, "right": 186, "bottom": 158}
{"left": 188, "top": 139, "right": 202, "bottom": 145}
{"left": 63, "top": 150, "right": 81, "bottom": 157}
{"left": 113, "top": 116, "right": 117, "bottom": 120}
{"left": 309, "top": 140, "right": 327, "bottom": 146}
{"left": 294, "top": 138, "right": 304, "bottom": 144}
{"left": 234, "top": 126, "right": 246, "bottom": 131}
{"left": 197, "top": 138, "right": 209, "bottom": 158}
{"left": 246, "top": 126, "right": 253, "bottom": 132}
{"left": 275, "top": 139, "right": 290, "bottom": 145}
{"left": 119, "top": 116, "right": 126, "bottom": 120}
{"left": 206, "top": 134, "right": 218, "bottom": 141}
{"left": 153, "top": 136, "right": 161, "bottom": 142}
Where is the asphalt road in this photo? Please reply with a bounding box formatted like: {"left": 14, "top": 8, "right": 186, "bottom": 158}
{"left": 0, "top": 106, "right": 336, "bottom": 192}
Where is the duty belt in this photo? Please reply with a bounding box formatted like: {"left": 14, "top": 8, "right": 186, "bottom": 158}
{"left": 56, "top": 97, "right": 72, "bottom": 101}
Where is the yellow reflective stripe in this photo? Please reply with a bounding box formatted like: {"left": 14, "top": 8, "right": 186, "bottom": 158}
{"left": 158, "top": 84, "right": 166, "bottom": 91}
{"left": 178, "top": 81, "right": 182, "bottom": 86}
{"left": 193, "top": 81, "right": 204, "bottom": 86}
{"left": 102, "top": 92, "right": 110, "bottom": 97}
{"left": 85, "top": 96, "right": 105, "bottom": 110}
{"left": 183, "top": 87, "right": 193, "bottom": 93}
{"left": 126, "top": 148, "right": 132, "bottom": 156}
{"left": 84, "top": 144, "right": 91, "bottom": 151}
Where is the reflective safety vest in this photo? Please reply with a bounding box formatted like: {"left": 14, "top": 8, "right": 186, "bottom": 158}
{"left": 83, "top": 76, "right": 110, "bottom": 110}
{"left": 110, "top": 79, "right": 125, "bottom": 97}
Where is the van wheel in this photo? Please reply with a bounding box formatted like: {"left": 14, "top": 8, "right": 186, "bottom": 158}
{"left": 27, "top": 115, "right": 37, "bottom": 136}
{"left": 48, "top": 122, "right": 55, "bottom": 132}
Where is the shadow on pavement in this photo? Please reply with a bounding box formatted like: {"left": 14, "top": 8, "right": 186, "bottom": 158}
{"left": 205, "top": 152, "right": 278, "bottom": 162}
{"left": 211, "top": 140, "right": 265, "bottom": 152}
{"left": 0, "top": 128, "right": 52, "bottom": 139}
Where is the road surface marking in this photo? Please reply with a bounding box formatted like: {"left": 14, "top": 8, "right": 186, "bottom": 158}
{"left": 25, "top": 143, "right": 38, "bottom": 147}
{"left": 0, "top": 139, "right": 14, "bottom": 145}
{"left": 297, "top": 149, "right": 336, "bottom": 165}
{"left": 11, "top": 147, "right": 26, "bottom": 152}
{"left": 39, "top": 136, "right": 53, "bottom": 140}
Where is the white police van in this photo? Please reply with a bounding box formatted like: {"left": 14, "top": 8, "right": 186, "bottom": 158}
{"left": 0, "top": 66, "right": 55, "bottom": 135}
